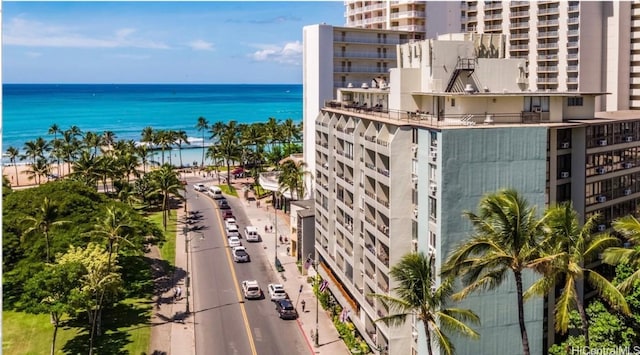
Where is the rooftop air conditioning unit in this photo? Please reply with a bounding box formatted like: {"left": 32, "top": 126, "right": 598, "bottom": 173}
{"left": 411, "top": 176, "right": 418, "bottom": 183}
{"left": 625, "top": 136, "right": 634, "bottom": 143}
{"left": 411, "top": 146, "right": 418, "bottom": 153}
{"left": 624, "top": 188, "right": 632, "bottom": 196}
{"left": 430, "top": 151, "right": 437, "bottom": 161}
{"left": 598, "top": 139, "right": 608, "bottom": 146}
{"left": 598, "top": 224, "right": 607, "bottom": 232}
{"left": 597, "top": 195, "right": 607, "bottom": 203}
{"left": 560, "top": 171, "right": 570, "bottom": 179}
{"left": 413, "top": 208, "right": 418, "bottom": 218}
{"left": 429, "top": 184, "right": 437, "bottom": 196}
{"left": 623, "top": 162, "right": 634, "bottom": 169}
{"left": 596, "top": 167, "right": 607, "bottom": 175}
{"left": 560, "top": 142, "right": 570, "bottom": 149}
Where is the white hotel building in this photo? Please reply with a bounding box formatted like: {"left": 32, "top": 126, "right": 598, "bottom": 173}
{"left": 344, "top": 0, "right": 640, "bottom": 112}
{"left": 309, "top": 33, "right": 640, "bottom": 355}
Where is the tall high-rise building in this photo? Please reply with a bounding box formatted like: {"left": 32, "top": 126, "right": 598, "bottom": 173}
{"left": 311, "top": 33, "right": 640, "bottom": 354}
{"left": 344, "top": 1, "right": 639, "bottom": 112}
{"left": 344, "top": 1, "right": 462, "bottom": 40}
{"left": 303, "top": 24, "right": 415, "bottom": 199}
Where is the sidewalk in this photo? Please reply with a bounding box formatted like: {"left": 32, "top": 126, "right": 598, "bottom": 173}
{"left": 238, "top": 182, "right": 350, "bottom": 355}
{"left": 147, "top": 184, "right": 195, "bottom": 355}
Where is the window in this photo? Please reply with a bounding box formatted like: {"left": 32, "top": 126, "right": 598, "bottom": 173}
{"left": 429, "top": 197, "right": 437, "bottom": 220}
{"left": 451, "top": 98, "right": 456, "bottom": 107}
{"left": 568, "top": 97, "right": 583, "bottom": 106}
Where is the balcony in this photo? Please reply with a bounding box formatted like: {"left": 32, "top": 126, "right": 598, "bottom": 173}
{"left": 510, "top": 21, "right": 530, "bottom": 29}
{"left": 567, "top": 41, "right": 579, "bottom": 48}
{"left": 510, "top": 10, "right": 529, "bottom": 18}
{"left": 485, "top": 24, "right": 503, "bottom": 31}
{"left": 537, "top": 43, "right": 559, "bottom": 50}
{"left": 537, "top": 77, "right": 559, "bottom": 84}
{"left": 538, "top": 66, "right": 558, "bottom": 73}
{"left": 538, "top": 31, "right": 558, "bottom": 38}
{"left": 538, "top": 7, "right": 559, "bottom": 15}
{"left": 568, "top": 17, "right": 579, "bottom": 24}
{"left": 567, "top": 65, "right": 578, "bottom": 72}
{"left": 390, "top": 10, "right": 426, "bottom": 19}
{"left": 538, "top": 20, "right": 559, "bottom": 27}
{"left": 510, "top": 32, "right": 530, "bottom": 40}
{"left": 537, "top": 54, "right": 558, "bottom": 61}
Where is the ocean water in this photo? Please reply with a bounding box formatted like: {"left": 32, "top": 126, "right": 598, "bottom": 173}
{"left": 2, "top": 84, "right": 302, "bottom": 165}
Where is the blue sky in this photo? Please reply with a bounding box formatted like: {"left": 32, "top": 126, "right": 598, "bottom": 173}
{"left": 2, "top": 1, "right": 344, "bottom": 84}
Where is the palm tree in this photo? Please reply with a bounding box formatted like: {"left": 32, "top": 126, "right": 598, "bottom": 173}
{"left": 149, "top": 164, "right": 184, "bottom": 230}
{"left": 175, "top": 130, "right": 190, "bottom": 168}
{"left": 278, "top": 158, "right": 307, "bottom": 201}
{"left": 280, "top": 118, "right": 301, "bottom": 152}
{"left": 91, "top": 205, "right": 133, "bottom": 270}
{"left": 216, "top": 121, "right": 243, "bottom": 187}
{"left": 22, "top": 197, "right": 69, "bottom": 262}
{"left": 525, "top": 202, "right": 629, "bottom": 347}
{"left": 83, "top": 131, "right": 102, "bottom": 158}
{"left": 71, "top": 151, "right": 100, "bottom": 189}
{"left": 196, "top": 117, "right": 209, "bottom": 168}
{"left": 24, "top": 158, "right": 51, "bottom": 185}
{"left": 136, "top": 144, "right": 152, "bottom": 175}
{"left": 141, "top": 126, "right": 155, "bottom": 148}
{"left": 603, "top": 215, "right": 640, "bottom": 293}
{"left": 6, "top": 146, "right": 21, "bottom": 186}
{"left": 371, "top": 252, "right": 480, "bottom": 355}
{"left": 240, "top": 122, "right": 267, "bottom": 180}
{"left": 48, "top": 124, "right": 62, "bottom": 175}
{"left": 265, "top": 117, "right": 281, "bottom": 160}
{"left": 101, "top": 131, "right": 117, "bottom": 151}
{"left": 442, "top": 189, "right": 549, "bottom": 355}
{"left": 154, "top": 130, "right": 173, "bottom": 165}
{"left": 61, "top": 129, "right": 81, "bottom": 176}
{"left": 23, "top": 137, "right": 51, "bottom": 165}
{"left": 206, "top": 145, "right": 225, "bottom": 185}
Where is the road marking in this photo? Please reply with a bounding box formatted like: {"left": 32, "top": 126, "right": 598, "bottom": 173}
{"left": 215, "top": 203, "right": 258, "bottom": 355}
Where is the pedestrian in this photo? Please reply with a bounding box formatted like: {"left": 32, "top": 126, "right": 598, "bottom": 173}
{"left": 270, "top": 226, "right": 273, "bottom": 233}
{"left": 301, "top": 300, "right": 306, "bottom": 312}
{"left": 265, "top": 225, "right": 268, "bottom": 233}
{"left": 173, "top": 287, "right": 179, "bottom": 302}
{"left": 176, "top": 286, "right": 182, "bottom": 300}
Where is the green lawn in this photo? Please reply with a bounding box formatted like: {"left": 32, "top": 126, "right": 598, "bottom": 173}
{"left": 3, "top": 298, "right": 151, "bottom": 355}
{"left": 219, "top": 184, "right": 237, "bottom": 197}
{"left": 148, "top": 209, "right": 177, "bottom": 266}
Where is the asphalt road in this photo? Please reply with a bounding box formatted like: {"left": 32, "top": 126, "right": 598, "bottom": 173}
{"left": 187, "top": 182, "right": 309, "bottom": 355}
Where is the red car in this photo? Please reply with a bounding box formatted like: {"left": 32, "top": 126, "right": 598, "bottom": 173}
{"left": 222, "top": 211, "right": 234, "bottom": 220}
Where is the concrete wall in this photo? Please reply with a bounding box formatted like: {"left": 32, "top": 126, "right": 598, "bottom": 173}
{"left": 438, "top": 126, "right": 548, "bottom": 355}
{"left": 303, "top": 24, "right": 334, "bottom": 199}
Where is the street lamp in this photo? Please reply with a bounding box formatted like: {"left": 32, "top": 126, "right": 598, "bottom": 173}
{"left": 274, "top": 194, "right": 280, "bottom": 270}
{"left": 183, "top": 225, "right": 191, "bottom": 315}
{"left": 314, "top": 259, "right": 320, "bottom": 348}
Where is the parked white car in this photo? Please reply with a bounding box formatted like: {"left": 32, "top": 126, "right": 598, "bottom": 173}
{"left": 268, "top": 283, "right": 288, "bottom": 301}
{"left": 228, "top": 236, "right": 242, "bottom": 248}
{"left": 241, "top": 280, "right": 262, "bottom": 299}
{"left": 232, "top": 246, "right": 250, "bottom": 263}
{"left": 193, "top": 183, "right": 206, "bottom": 192}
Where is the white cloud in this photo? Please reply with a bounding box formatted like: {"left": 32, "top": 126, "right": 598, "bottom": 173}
{"left": 3, "top": 17, "right": 170, "bottom": 49}
{"left": 113, "top": 54, "right": 150, "bottom": 60}
{"left": 25, "top": 51, "right": 43, "bottom": 58}
{"left": 250, "top": 41, "right": 302, "bottom": 65}
{"left": 188, "top": 39, "right": 214, "bottom": 51}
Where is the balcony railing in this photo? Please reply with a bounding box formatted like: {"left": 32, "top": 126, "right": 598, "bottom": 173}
{"left": 323, "top": 101, "right": 551, "bottom": 126}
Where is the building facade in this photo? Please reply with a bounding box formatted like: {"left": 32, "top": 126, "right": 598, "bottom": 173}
{"left": 302, "top": 24, "right": 415, "bottom": 199}
{"left": 312, "top": 34, "right": 640, "bottom": 354}
{"left": 344, "top": 1, "right": 640, "bottom": 112}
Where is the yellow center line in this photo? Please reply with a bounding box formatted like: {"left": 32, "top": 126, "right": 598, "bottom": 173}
{"left": 214, "top": 202, "right": 258, "bottom": 355}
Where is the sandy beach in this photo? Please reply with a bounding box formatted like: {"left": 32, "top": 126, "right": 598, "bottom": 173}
{"left": 2, "top": 163, "right": 65, "bottom": 188}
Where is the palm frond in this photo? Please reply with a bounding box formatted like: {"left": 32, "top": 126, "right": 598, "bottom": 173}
{"left": 586, "top": 270, "right": 630, "bottom": 315}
